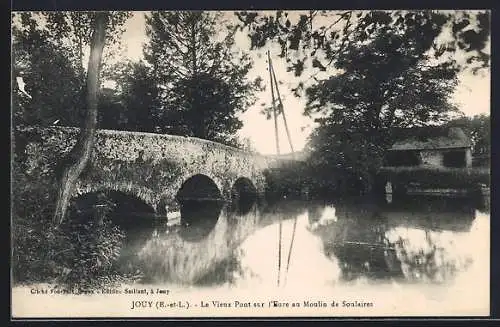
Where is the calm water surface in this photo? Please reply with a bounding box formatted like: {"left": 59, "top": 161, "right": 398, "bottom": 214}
{"left": 115, "top": 194, "right": 490, "bottom": 290}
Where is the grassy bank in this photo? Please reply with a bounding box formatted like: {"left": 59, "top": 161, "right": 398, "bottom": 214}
{"left": 378, "top": 166, "right": 490, "bottom": 189}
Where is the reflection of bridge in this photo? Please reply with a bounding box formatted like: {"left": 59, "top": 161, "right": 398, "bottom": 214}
{"left": 14, "top": 126, "right": 287, "bottom": 225}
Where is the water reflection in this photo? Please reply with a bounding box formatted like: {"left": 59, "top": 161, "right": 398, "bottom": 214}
{"left": 305, "top": 197, "right": 478, "bottom": 284}
{"left": 112, "top": 194, "right": 487, "bottom": 290}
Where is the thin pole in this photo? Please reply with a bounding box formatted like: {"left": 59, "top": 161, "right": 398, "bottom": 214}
{"left": 284, "top": 214, "right": 298, "bottom": 286}
{"left": 268, "top": 50, "right": 282, "bottom": 287}
{"left": 268, "top": 51, "right": 280, "bottom": 156}
{"left": 270, "top": 59, "right": 298, "bottom": 286}
{"left": 270, "top": 64, "right": 294, "bottom": 155}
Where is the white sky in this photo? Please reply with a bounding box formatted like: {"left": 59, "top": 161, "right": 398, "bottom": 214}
{"left": 119, "top": 11, "right": 490, "bottom": 155}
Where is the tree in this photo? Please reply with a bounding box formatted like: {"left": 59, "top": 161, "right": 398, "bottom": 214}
{"left": 305, "top": 120, "right": 386, "bottom": 194}
{"left": 97, "top": 87, "right": 129, "bottom": 130}
{"left": 144, "top": 11, "right": 262, "bottom": 146}
{"left": 53, "top": 13, "right": 108, "bottom": 225}
{"left": 97, "top": 59, "right": 169, "bottom": 134}
{"left": 447, "top": 114, "right": 490, "bottom": 156}
{"left": 43, "top": 11, "right": 132, "bottom": 76}
{"left": 12, "top": 13, "right": 86, "bottom": 127}
{"left": 237, "top": 10, "right": 490, "bottom": 192}
{"left": 304, "top": 11, "right": 461, "bottom": 139}
{"left": 11, "top": 11, "right": 132, "bottom": 128}
{"left": 117, "top": 60, "right": 166, "bottom": 133}
{"left": 236, "top": 10, "right": 490, "bottom": 130}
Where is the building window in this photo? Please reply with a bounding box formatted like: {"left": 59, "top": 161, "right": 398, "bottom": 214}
{"left": 442, "top": 150, "right": 466, "bottom": 168}
{"left": 385, "top": 150, "right": 421, "bottom": 167}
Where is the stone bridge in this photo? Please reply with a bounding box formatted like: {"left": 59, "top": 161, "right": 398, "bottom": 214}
{"left": 14, "top": 125, "right": 281, "bottom": 218}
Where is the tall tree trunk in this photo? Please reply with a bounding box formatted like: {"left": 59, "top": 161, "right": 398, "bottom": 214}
{"left": 78, "top": 34, "right": 84, "bottom": 73}
{"left": 52, "top": 13, "right": 108, "bottom": 225}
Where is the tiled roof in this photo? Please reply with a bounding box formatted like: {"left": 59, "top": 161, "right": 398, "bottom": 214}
{"left": 389, "top": 127, "right": 471, "bottom": 151}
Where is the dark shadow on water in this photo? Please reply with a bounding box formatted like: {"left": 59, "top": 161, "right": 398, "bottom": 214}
{"left": 177, "top": 200, "right": 224, "bottom": 242}
{"left": 230, "top": 177, "right": 258, "bottom": 217}
{"left": 381, "top": 195, "right": 477, "bottom": 232}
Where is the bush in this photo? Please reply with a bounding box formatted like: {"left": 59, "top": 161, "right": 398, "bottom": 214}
{"left": 12, "top": 168, "right": 143, "bottom": 290}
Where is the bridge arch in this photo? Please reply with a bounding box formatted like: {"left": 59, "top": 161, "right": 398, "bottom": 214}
{"left": 70, "top": 189, "right": 155, "bottom": 221}
{"left": 68, "top": 189, "right": 158, "bottom": 244}
{"left": 176, "top": 174, "right": 223, "bottom": 202}
{"left": 75, "top": 181, "right": 158, "bottom": 214}
{"left": 67, "top": 189, "right": 160, "bottom": 275}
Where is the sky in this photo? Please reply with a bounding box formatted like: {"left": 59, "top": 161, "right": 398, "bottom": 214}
{"left": 119, "top": 11, "right": 490, "bottom": 155}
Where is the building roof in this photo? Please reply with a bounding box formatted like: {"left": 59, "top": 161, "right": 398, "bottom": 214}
{"left": 389, "top": 127, "right": 471, "bottom": 151}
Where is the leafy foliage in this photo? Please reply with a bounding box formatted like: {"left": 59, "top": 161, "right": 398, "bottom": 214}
{"left": 305, "top": 11, "right": 461, "bottom": 133}
{"left": 143, "top": 11, "right": 263, "bottom": 146}
{"left": 237, "top": 10, "right": 490, "bottom": 193}
{"left": 305, "top": 123, "right": 386, "bottom": 194}
{"left": 12, "top": 13, "right": 86, "bottom": 126}
{"left": 13, "top": 207, "right": 142, "bottom": 290}
{"left": 236, "top": 10, "right": 490, "bottom": 78}
{"left": 11, "top": 11, "right": 131, "bottom": 128}
{"left": 115, "top": 61, "right": 163, "bottom": 132}
{"left": 447, "top": 114, "right": 490, "bottom": 156}
{"left": 42, "top": 11, "right": 132, "bottom": 73}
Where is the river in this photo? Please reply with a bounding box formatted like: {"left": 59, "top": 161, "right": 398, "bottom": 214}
{"left": 12, "top": 194, "right": 490, "bottom": 317}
